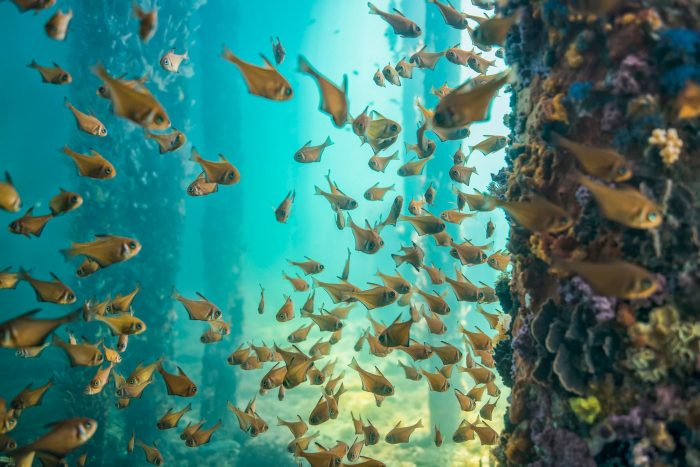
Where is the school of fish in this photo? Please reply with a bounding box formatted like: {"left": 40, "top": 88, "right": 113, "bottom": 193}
{"left": 0, "top": 0, "right": 663, "bottom": 465}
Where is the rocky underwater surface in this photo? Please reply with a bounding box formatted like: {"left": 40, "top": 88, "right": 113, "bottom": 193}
{"left": 494, "top": 1, "right": 700, "bottom": 466}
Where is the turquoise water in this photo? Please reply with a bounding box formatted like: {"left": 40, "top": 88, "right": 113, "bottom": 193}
{"left": 0, "top": 1, "right": 509, "bottom": 465}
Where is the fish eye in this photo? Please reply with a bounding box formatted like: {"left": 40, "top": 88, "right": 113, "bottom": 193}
{"left": 129, "top": 241, "right": 137, "bottom": 249}
{"left": 164, "top": 59, "right": 170, "bottom": 65}
{"left": 434, "top": 112, "right": 446, "bottom": 125}
{"left": 136, "top": 323, "right": 143, "bottom": 330}
{"left": 155, "top": 115, "right": 164, "bottom": 124}
{"left": 642, "top": 278, "right": 653, "bottom": 289}
{"left": 390, "top": 124, "right": 398, "bottom": 132}
{"left": 61, "top": 74, "right": 68, "bottom": 81}
{"left": 70, "top": 196, "right": 78, "bottom": 203}
{"left": 97, "top": 354, "right": 103, "bottom": 362}
{"left": 98, "top": 86, "right": 106, "bottom": 94}
{"left": 85, "top": 421, "right": 92, "bottom": 428}
{"left": 190, "top": 386, "right": 197, "bottom": 394}
{"left": 285, "top": 87, "right": 293, "bottom": 96}
{"left": 618, "top": 167, "right": 628, "bottom": 176}
{"left": 91, "top": 380, "right": 99, "bottom": 388}
{"left": 68, "top": 293, "right": 75, "bottom": 300}
{"left": 104, "top": 167, "right": 112, "bottom": 175}
{"left": 478, "top": 292, "right": 485, "bottom": 300}
{"left": 155, "top": 458, "right": 162, "bottom": 465}
{"left": 9, "top": 222, "right": 16, "bottom": 230}
{"left": 647, "top": 211, "right": 658, "bottom": 222}
{"left": 388, "top": 291, "right": 396, "bottom": 299}
{"left": 106, "top": 305, "right": 112, "bottom": 312}
{"left": 215, "top": 310, "right": 222, "bottom": 318}
{"left": 368, "top": 241, "right": 375, "bottom": 250}
{"left": 559, "top": 216, "right": 570, "bottom": 225}
{"left": 228, "top": 172, "right": 235, "bottom": 180}
{"left": 100, "top": 128, "right": 107, "bottom": 135}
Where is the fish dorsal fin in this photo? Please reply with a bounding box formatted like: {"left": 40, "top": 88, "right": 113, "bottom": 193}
{"left": 4, "top": 172, "right": 12, "bottom": 186}
{"left": 302, "top": 140, "right": 312, "bottom": 148}
{"left": 392, "top": 8, "right": 406, "bottom": 17}
{"left": 177, "top": 366, "right": 187, "bottom": 377}
{"left": 371, "top": 110, "right": 386, "bottom": 120}
{"left": 342, "top": 74, "right": 348, "bottom": 93}
{"left": 217, "top": 153, "right": 228, "bottom": 162}
{"left": 374, "top": 366, "right": 386, "bottom": 378}
{"left": 259, "top": 54, "right": 275, "bottom": 69}
{"left": 49, "top": 272, "right": 62, "bottom": 283}
{"left": 195, "top": 292, "right": 210, "bottom": 302}
{"left": 24, "top": 206, "right": 34, "bottom": 216}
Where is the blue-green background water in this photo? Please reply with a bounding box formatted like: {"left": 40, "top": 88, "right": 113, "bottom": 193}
{"left": 0, "top": 1, "right": 510, "bottom": 465}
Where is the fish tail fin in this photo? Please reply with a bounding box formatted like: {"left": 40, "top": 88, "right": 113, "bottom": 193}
{"left": 59, "top": 244, "right": 78, "bottom": 261}
{"left": 91, "top": 63, "right": 112, "bottom": 84}
{"left": 297, "top": 55, "right": 313, "bottom": 75}
{"left": 170, "top": 285, "right": 180, "bottom": 300}
{"left": 391, "top": 254, "right": 405, "bottom": 267}
{"left": 313, "top": 185, "right": 323, "bottom": 195}
{"left": 324, "top": 136, "right": 334, "bottom": 147}
{"left": 348, "top": 356, "right": 360, "bottom": 371}
{"left": 27, "top": 59, "right": 38, "bottom": 69}
{"left": 190, "top": 147, "right": 203, "bottom": 163}
{"left": 220, "top": 44, "right": 240, "bottom": 64}
{"left": 17, "top": 266, "right": 30, "bottom": 282}
{"left": 367, "top": 2, "right": 380, "bottom": 14}
{"left": 415, "top": 418, "right": 424, "bottom": 428}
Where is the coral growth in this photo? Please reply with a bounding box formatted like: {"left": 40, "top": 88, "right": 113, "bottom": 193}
{"left": 494, "top": 0, "right": 700, "bottom": 465}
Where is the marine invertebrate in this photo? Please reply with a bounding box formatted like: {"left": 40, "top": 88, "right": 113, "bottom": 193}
{"left": 648, "top": 128, "right": 683, "bottom": 165}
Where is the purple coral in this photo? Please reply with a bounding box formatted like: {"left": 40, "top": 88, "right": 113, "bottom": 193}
{"left": 607, "top": 407, "right": 646, "bottom": 439}
{"left": 611, "top": 54, "right": 652, "bottom": 95}
{"left": 562, "top": 276, "right": 617, "bottom": 323}
{"left": 601, "top": 102, "right": 623, "bottom": 132}
{"left": 531, "top": 427, "right": 596, "bottom": 467}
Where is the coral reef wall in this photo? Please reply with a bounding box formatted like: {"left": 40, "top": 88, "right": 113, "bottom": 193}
{"left": 494, "top": 1, "right": 700, "bottom": 465}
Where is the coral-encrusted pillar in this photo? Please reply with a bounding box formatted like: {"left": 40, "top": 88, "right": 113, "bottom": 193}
{"left": 494, "top": 2, "right": 700, "bottom": 465}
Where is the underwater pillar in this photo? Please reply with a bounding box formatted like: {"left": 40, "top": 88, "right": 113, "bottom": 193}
{"left": 495, "top": 2, "right": 700, "bottom": 465}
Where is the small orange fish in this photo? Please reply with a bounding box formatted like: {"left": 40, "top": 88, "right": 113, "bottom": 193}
{"left": 44, "top": 9, "right": 72, "bottom": 41}
{"left": 62, "top": 235, "right": 141, "bottom": 268}
{"left": 395, "top": 58, "right": 415, "bottom": 78}
{"left": 146, "top": 129, "right": 187, "bottom": 154}
{"left": 28, "top": 60, "right": 71, "bottom": 85}
{"left": 378, "top": 314, "right": 413, "bottom": 347}
{"left": 11, "top": 378, "right": 53, "bottom": 412}
{"left": 136, "top": 440, "right": 163, "bottom": 465}
{"left": 487, "top": 250, "right": 510, "bottom": 271}
{"left": 49, "top": 189, "right": 82, "bottom": 216}
{"left": 552, "top": 133, "right": 632, "bottom": 182}
{"left": 187, "top": 173, "right": 218, "bottom": 197}
{"left": 133, "top": 2, "right": 157, "bottom": 42}
{"left": 397, "top": 157, "right": 432, "bottom": 177}
{"left": 392, "top": 242, "right": 425, "bottom": 271}
{"left": 12, "top": 418, "right": 97, "bottom": 461}
{"left": 294, "top": 137, "right": 334, "bottom": 163}
{"left": 62, "top": 146, "right": 116, "bottom": 180}
{"left": 93, "top": 64, "right": 170, "bottom": 130}
{"left": 65, "top": 99, "right": 107, "bottom": 137}
{"left": 349, "top": 217, "right": 384, "bottom": 255}
{"left": 0, "top": 267, "right": 19, "bottom": 290}
{"left": 288, "top": 257, "right": 324, "bottom": 275}
{"left": 434, "top": 69, "right": 510, "bottom": 129}
{"left": 382, "top": 63, "right": 401, "bottom": 86}
{"left": 274, "top": 190, "right": 295, "bottom": 223}
{"left": 410, "top": 45, "right": 444, "bottom": 70}
{"left": 283, "top": 272, "right": 309, "bottom": 292}
{"left": 158, "top": 363, "right": 197, "bottom": 397}
{"left": 373, "top": 69, "right": 385, "bottom": 87}
{"left": 421, "top": 367, "right": 451, "bottom": 392}
{"left": 190, "top": 148, "right": 240, "bottom": 185}
{"left": 172, "top": 288, "right": 222, "bottom": 321}
{"left": 399, "top": 213, "right": 446, "bottom": 236}
{"left": 368, "top": 2, "right": 421, "bottom": 37}
{"left": 429, "top": 0, "right": 470, "bottom": 29}
{"left": 0, "top": 172, "right": 21, "bottom": 213}
{"left": 18, "top": 268, "right": 75, "bottom": 304}
{"left": 494, "top": 194, "right": 573, "bottom": 233}
{"left": 52, "top": 334, "right": 103, "bottom": 367}
{"left": 276, "top": 295, "right": 295, "bottom": 322}
{"left": 157, "top": 403, "right": 192, "bottom": 430}
{"left": 473, "top": 11, "right": 521, "bottom": 46}
{"left": 349, "top": 357, "right": 394, "bottom": 397}
{"left": 8, "top": 208, "right": 53, "bottom": 238}
{"left": 578, "top": 175, "right": 662, "bottom": 230}
{"left": 222, "top": 46, "right": 293, "bottom": 101}
{"left": 299, "top": 55, "right": 348, "bottom": 127}
{"left": 385, "top": 419, "right": 423, "bottom": 444}
{"left": 364, "top": 183, "right": 395, "bottom": 201}
{"left": 551, "top": 258, "right": 659, "bottom": 299}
